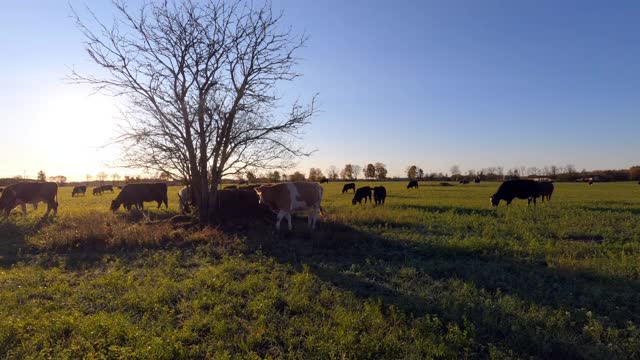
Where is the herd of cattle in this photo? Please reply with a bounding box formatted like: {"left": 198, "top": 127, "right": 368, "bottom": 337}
{"left": 0, "top": 178, "right": 559, "bottom": 231}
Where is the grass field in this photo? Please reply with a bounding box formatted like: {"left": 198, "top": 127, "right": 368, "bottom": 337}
{"left": 1, "top": 181, "right": 640, "bottom": 358}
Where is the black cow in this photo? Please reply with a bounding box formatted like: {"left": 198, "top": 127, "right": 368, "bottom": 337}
{"left": 319, "top": 177, "right": 329, "bottom": 184}
{"left": 373, "top": 186, "right": 386, "bottom": 206}
{"left": 407, "top": 180, "right": 419, "bottom": 189}
{"left": 99, "top": 185, "right": 114, "bottom": 193}
{"left": 474, "top": 177, "right": 481, "bottom": 184}
{"left": 93, "top": 188, "right": 102, "bottom": 196}
{"left": 490, "top": 180, "right": 540, "bottom": 207}
{"left": 352, "top": 186, "right": 372, "bottom": 205}
{"left": 72, "top": 185, "right": 87, "bottom": 197}
{"left": 459, "top": 179, "right": 469, "bottom": 184}
{"left": 0, "top": 182, "right": 58, "bottom": 216}
{"left": 342, "top": 183, "right": 356, "bottom": 194}
{"left": 111, "top": 183, "right": 168, "bottom": 211}
{"left": 537, "top": 181, "right": 554, "bottom": 202}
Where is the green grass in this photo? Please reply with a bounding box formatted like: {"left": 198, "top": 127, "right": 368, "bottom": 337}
{"left": 1, "top": 182, "right": 640, "bottom": 358}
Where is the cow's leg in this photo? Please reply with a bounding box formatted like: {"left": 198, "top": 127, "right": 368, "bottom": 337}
{"left": 275, "top": 210, "right": 287, "bottom": 231}
{"left": 286, "top": 213, "right": 292, "bottom": 231}
{"left": 311, "top": 206, "right": 319, "bottom": 229}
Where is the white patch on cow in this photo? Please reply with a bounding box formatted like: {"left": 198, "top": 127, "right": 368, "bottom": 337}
{"left": 286, "top": 182, "right": 308, "bottom": 211}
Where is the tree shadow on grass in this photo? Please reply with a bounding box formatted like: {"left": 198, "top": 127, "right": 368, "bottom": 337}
{"left": 244, "top": 218, "right": 640, "bottom": 358}
{"left": 578, "top": 205, "right": 640, "bottom": 217}
{"left": 394, "top": 204, "right": 498, "bottom": 217}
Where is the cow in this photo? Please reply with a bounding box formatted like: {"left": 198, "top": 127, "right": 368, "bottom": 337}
{"left": 352, "top": 186, "right": 372, "bottom": 205}
{"left": 537, "top": 181, "right": 554, "bottom": 202}
{"left": 459, "top": 179, "right": 469, "bottom": 184}
{"left": 215, "top": 189, "right": 272, "bottom": 219}
{"left": 254, "top": 182, "right": 324, "bottom": 231}
{"left": 177, "top": 186, "right": 192, "bottom": 213}
{"left": 588, "top": 180, "right": 593, "bottom": 186}
{"left": 0, "top": 182, "right": 58, "bottom": 217}
{"left": 224, "top": 185, "right": 238, "bottom": 190}
{"left": 72, "top": 185, "right": 87, "bottom": 197}
{"left": 319, "top": 177, "right": 329, "bottom": 184}
{"left": 490, "top": 180, "right": 540, "bottom": 207}
{"left": 100, "top": 185, "right": 114, "bottom": 193}
{"left": 110, "top": 183, "right": 168, "bottom": 212}
{"left": 373, "top": 186, "right": 386, "bottom": 206}
{"left": 407, "top": 180, "right": 419, "bottom": 189}
{"left": 474, "top": 177, "right": 481, "bottom": 184}
{"left": 342, "top": 183, "right": 356, "bottom": 194}
{"left": 93, "top": 188, "right": 102, "bottom": 196}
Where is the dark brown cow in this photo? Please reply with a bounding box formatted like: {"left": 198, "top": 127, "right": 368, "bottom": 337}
{"left": 319, "top": 177, "right": 329, "bottom": 184}
{"left": 373, "top": 186, "right": 386, "bottom": 206}
{"left": 0, "top": 182, "right": 58, "bottom": 216}
{"left": 111, "top": 183, "right": 168, "bottom": 211}
{"left": 214, "top": 189, "right": 272, "bottom": 218}
{"left": 72, "top": 185, "right": 87, "bottom": 197}
{"left": 407, "top": 180, "right": 418, "bottom": 189}
{"left": 537, "top": 181, "right": 554, "bottom": 202}
{"left": 93, "top": 188, "right": 102, "bottom": 196}
{"left": 491, "top": 180, "right": 540, "bottom": 207}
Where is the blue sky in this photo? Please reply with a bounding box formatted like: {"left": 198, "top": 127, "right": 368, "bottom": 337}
{"left": 0, "top": 0, "right": 638, "bottom": 180}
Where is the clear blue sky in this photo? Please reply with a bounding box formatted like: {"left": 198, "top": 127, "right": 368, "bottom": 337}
{"left": 1, "top": 0, "right": 638, "bottom": 180}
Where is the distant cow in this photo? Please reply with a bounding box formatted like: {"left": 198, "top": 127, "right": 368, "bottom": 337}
{"left": 111, "top": 183, "right": 168, "bottom": 211}
{"left": 588, "top": 180, "right": 593, "bottom": 186}
{"left": 373, "top": 186, "right": 386, "bottom": 206}
{"left": 407, "top": 180, "right": 418, "bottom": 189}
{"left": 93, "top": 188, "right": 102, "bottom": 196}
{"left": 319, "top": 177, "right": 329, "bottom": 184}
{"left": 352, "top": 186, "right": 372, "bottom": 205}
{"left": 254, "top": 182, "right": 324, "bottom": 231}
{"left": 0, "top": 182, "right": 58, "bottom": 217}
{"left": 99, "top": 185, "right": 114, "bottom": 193}
{"left": 178, "top": 186, "right": 192, "bottom": 213}
{"left": 223, "top": 185, "right": 238, "bottom": 190}
{"left": 342, "top": 183, "right": 356, "bottom": 194}
{"left": 537, "top": 181, "right": 554, "bottom": 202}
{"left": 490, "top": 180, "right": 540, "bottom": 207}
{"left": 72, "top": 185, "right": 87, "bottom": 197}
{"left": 474, "top": 177, "right": 481, "bottom": 184}
{"left": 459, "top": 179, "right": 469, "bottom": 184}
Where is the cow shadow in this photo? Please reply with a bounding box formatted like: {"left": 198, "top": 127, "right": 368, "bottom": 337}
{"left": 244, "top": 219, "right": 640, "bottom": 357}
{"left": 0, "top": 216, "right": 54, "bottom": 268}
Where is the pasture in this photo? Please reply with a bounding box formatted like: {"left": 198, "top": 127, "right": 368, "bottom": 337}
{"left": 1, "top": 182, "right": 640, "bottom": 358}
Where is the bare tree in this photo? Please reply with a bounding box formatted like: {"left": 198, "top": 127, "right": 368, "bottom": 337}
{"left": 352, "top": 165, "right": 361, "bottom": 180}
{"left": 96, "top": 172, "right": 108, "bottom": 184}
{"left": 308, "top": 168, "right": 323, "bottom": 182}
{"left": 112, "top": 173, "right": 121, "bottom": 184}
{"left": 326, "top": 165, "right": 339, "bottom": 181}
{"left": 37, "top": 170, "right": 46, "bottom": 182}
{"left": 450, "top": 165, "right": 461, "bottom": 181}
{"left": 341, "top": 164, "right": 354, "bottom": 180}
{"left": 406, "top": 165, "right": 418, "bottom": 180}
{"left": 71, "top": 0, "right": 316, "bottom": 224}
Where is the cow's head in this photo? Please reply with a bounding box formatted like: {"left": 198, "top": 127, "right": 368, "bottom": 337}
{"left": 254, "top": 186, "right": 267, "bottom": 206}
{"left": 0, "top": 189, "right": 17, "bottom": 215}
{"left": 110, "top": 199, "right": 121, "bottom": 212}
{"left": 490, "top": 194, "right": 500, "bottom": 207}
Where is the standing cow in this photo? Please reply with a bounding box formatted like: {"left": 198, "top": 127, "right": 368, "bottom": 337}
{"left": 0, "top": 182, "right": 58, "bottom": 217}
{"left": 490, "top": 180, "right": 540, "bottom": 206}
{"left": 319, "top": 177, "right": 329, "bottom": 184}
{"left": 72, "top": 185, "right": 87, "bottom": 197}
{"left": 537, "top": 181, "right": 554, "bottom": 202}
{"left": 342, "top": 183, "right": 356, "bottom": 194}
{"left": 111, "top": 183, "right": 168, "bottom": 211}
{"left": 254, "top": 182, "right": 324, "bottom": 231}
{"left": 93, "top": 188, "right": 102, "bottom": 196}
{"left": 352, "top": 186, "right": 372, "bottom": 205}
{"left": 373, "top": 186, "right": 386, "bottom": 206}
{"left": 407, "top": 180, "right": 419, "bottom": 189}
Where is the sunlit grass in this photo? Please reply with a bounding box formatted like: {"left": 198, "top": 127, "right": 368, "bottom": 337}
{"left": 1, "top": 181, "right": 640, "bottom": 357}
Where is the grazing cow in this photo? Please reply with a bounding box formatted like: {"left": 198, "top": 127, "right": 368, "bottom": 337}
{"left": 373, "top": 186, "right": 386, "bottom": 206}
{"left": 99, "top": 185, "right": 114, "bottom": 193}
{"left": 459, "top": 179, "right": 469, "bottom": 184}
{"left": 342, "top": 183, "right": 356, "bottom": 194}
{"left": 254, "top": 182, "right": 324, "bottom": 231}
{"left": 215, "top": 189, "right": 272, "bottom": 219}
{"left": 352, "top": 186, "right": 372, "bottom": 205}
{"left": 111, "top": 183, "right": 168, "bottom": 211}
{"left": 407, "top": 180, "right": 419, "bottom": 189}
{"left": 319, "top": 177, "right": 329, "bottom": 184}
{"left": 178, "top": 186, "right": 191, "bottom": 213}
{"left": 474, "top": 177, "right": 481, "bottom": 184}
{"left": 490, "top": 180, "right": 540, "bottom": 207}
{"left": 537, "top": 181, "right": 554, "bottom": 202}
{"left": 72, "top": 185, "right": 87, "bottom": 197}
{"left": 93, "top": 188, "right": 102, "bottom": 196}
{"left": 0, "top": 182, "right": 58, "bottom": 217}
{"left": 224, "top": 185, "right": 238, "bottom": 190}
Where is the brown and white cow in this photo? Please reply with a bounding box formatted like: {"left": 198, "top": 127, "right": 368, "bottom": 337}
{"left": 0, "top": 182, "right": 58, "bottom": 217}
{"left": 254, "top": 182, "right": 324, "bottom": 231}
